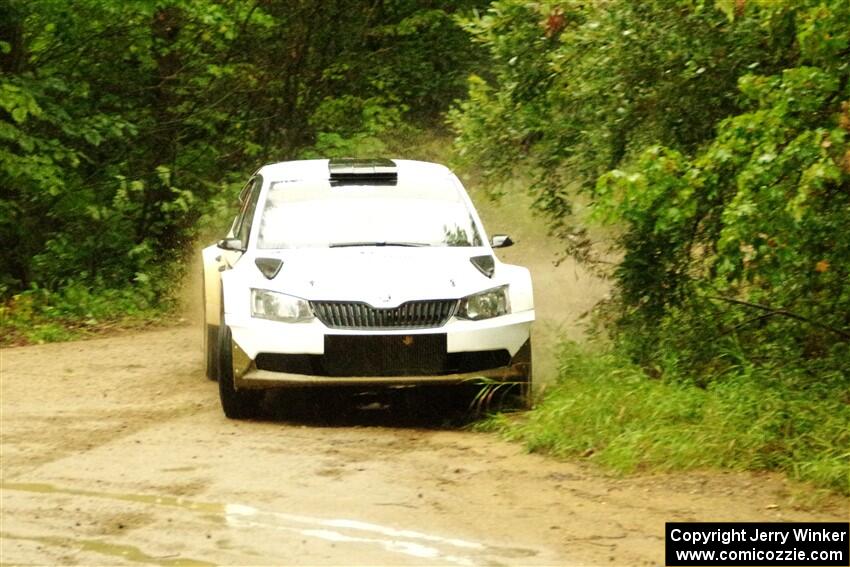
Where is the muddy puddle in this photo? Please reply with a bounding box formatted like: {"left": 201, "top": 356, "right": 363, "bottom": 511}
{"left": 2, "top": 482, "right": 541, "bottom": 566}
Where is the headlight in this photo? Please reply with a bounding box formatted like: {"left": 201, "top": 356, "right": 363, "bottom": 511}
{"left": 251, "top": 289, "right": 313, "bottom": 322}
{"left": 457, "top": 285, "right": 510, "bottom": 320}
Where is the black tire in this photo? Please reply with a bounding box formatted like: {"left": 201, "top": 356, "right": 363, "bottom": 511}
{"left": 217, "top": 324, "right": 262, "bottom": 419}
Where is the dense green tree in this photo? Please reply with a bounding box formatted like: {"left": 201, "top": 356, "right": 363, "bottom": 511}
{"left": 450, "top": 0, "right": 849, "bottom": 379}
{"left": 0, "top": 0, "right": 484, "bottom": 315}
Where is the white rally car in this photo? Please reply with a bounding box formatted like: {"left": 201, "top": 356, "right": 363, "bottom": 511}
{"left": 202, "top": 158, "right": 534, "bottom": 418}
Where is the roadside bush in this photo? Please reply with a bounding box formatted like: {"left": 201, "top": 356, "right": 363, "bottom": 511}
{"left": 0, "top": 265, "right": 181, "bottom": 346}
{"left": 488, "top": 342, "right": 850, "bottom": 494}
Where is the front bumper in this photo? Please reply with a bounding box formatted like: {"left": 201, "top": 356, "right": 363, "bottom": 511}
{"left": 226, "top": 311, "right": 533, "bottom": 388}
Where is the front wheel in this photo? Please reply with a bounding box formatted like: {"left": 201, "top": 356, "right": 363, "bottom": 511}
{"left": 217, "top": 325, "right": 262, "bottom": 419}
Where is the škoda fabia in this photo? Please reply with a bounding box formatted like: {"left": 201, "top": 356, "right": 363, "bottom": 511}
{"left": 202, "top": 159, "right": 534, "bottom": 418}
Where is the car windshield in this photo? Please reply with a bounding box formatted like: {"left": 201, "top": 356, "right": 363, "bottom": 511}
{"left": 256, "top": 180, "right": 484, "bottom": 249}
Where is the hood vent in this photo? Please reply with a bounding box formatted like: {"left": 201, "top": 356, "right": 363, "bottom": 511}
{"left": 470, "top": 255, "right": 495, "bottom": 278}
{"left": 255, "top": 257, "right": 283, "bottom": 280}
{"left": 329, "top": 158, "right": 397, "bottom": 186}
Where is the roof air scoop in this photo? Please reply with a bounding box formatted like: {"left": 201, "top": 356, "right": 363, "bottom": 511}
{"left": 329, "top": 158, "right": 397, "bottom": 186}
{"left": 255, "top": 257, "right": 283, "bottom": 280}
{"left": 470, "top": 255, "right": 496, "bottom": 278}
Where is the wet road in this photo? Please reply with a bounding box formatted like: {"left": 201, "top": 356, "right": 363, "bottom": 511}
{"left": 2, "top": 327, "right": 846, "bottom": 566}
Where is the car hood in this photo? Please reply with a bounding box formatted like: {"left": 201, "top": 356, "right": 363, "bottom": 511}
{"left": 246, "top": 247, "right": 498, "bottom": 307}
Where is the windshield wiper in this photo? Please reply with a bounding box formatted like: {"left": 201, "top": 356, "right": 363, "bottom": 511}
{"left": 328, "top": 241, "right": 431, "bottom": 248}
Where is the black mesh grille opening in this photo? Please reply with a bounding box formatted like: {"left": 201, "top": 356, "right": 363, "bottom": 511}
{"left": 310, "top": 299, "right": 458, "bottom": 330}
{"left": 323, "top": 334, "right": 446, "bottom": 376}
{"left": 255, "top": 342, "right": 512, "bottom": 378}
{"left": 255, "top": 353, "right": 322, "bottom": 374}
{"left": 445, "top": 350, "right": 511, "bottom": 373}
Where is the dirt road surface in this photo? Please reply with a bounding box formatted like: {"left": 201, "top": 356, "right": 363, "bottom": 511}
{"left": 2, "top": 327, "right": 847, "bottom": 567}
{"left": 2, "top": 192, "right": 847, "bottom": 566}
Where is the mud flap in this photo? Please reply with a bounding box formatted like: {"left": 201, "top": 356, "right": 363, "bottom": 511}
{"left": 205, "top": 324, "right": 219, "bottom": 380}
{"left": 469, "top": 339, "right": 533, "bottom": 412}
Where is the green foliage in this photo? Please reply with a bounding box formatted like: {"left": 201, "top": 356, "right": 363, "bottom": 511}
{"left": 300, "top": 96, "right": 414, "bottom": 159}
{"left": 455, "top": 0, "right": 848, "bottom": 489}
{"left": 486, "top": 342, "right": 850, "bottom": 493}
{"left": 451, "top": 0, "right": 850, "bottom": 381}
{"left": 0, "top": 278, "right": 176, "bottom": 346}
{"left": 450, "top": 0, "right": 793, "bottom": 242}
{"left": 594, "top": 2, "right": 850, "bottom": 379}
{"left": 1, "top": 0, "right": 486, "bottom": 341}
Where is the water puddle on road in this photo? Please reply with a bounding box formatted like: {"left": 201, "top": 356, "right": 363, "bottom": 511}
{"left": 2, "top": 482, "right": 540, "bottom": 565}
{"left": 1, "top": 482, "right": 223, "bottom": 514}
{"left": 1, "top": 531, "right": 213, "bottom": 566}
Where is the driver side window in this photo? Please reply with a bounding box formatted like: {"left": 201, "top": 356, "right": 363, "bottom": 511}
{"left": 232, "top": 176, "right": 263, "bottom": 246}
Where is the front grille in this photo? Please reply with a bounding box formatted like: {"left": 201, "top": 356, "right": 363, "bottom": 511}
{"left": 324, "top": 334, "right": 447, "bottom": 376}
{"left": 310, "top": 299, "right": 458, "bottom": 329}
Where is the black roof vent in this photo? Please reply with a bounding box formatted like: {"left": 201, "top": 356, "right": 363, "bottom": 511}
{"left": 329, "top": 158, "right": 397, "bottom": 186}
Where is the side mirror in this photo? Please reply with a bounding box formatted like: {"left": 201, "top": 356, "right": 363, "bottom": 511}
{"left": 217, "top": 238, "right": 245, "bottom": 252}
{"left": 491, "top": 234, "right": 514, "bottom": 248}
